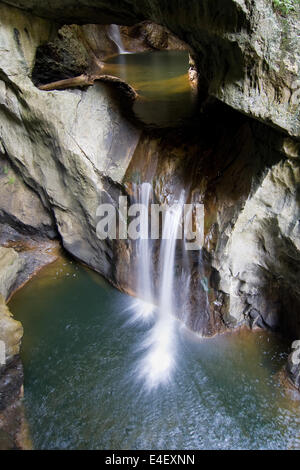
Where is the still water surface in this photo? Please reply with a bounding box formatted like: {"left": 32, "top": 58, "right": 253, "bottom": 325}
{"left": 9, "top": 258, "right": 300, "bottom": 450}
{"left": 102, "top": 51, "right": 196, "bottom": 128}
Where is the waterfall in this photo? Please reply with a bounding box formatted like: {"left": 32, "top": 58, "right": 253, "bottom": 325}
{"left": 108, "top": 24, "right": 127, "bottom": 54}
{"left": 137, "top": 183, "right": 153, "bottom": 304}
{"left": 135, "top": 190, "right": 185, "bottom": 389}
{"left": 129, "top": 183, "right": 155, "bottom": 324}
{"left": 124, "top": 184, "right": 208, "bottom": 388}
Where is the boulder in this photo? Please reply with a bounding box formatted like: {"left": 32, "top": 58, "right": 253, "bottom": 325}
{"left": 0, "top": 294, "right": 23, "bottom": 363}
{"left": 0, "top": 247, "right": 24, "bottom": 300}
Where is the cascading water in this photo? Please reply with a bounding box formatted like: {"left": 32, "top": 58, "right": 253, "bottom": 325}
{"left": 137, "top": 183, "right": 153, "bottom": 304}
{"left": 128, "top": 183, "right": 155, "bottom": 323}
{"left": 131, "top": 187, "right": 185, "bottom": 389}
{"left": 108, "top": 24, "right": 127, "bottom": 54}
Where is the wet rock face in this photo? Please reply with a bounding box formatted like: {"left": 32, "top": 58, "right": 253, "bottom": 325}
{"left": 216, "top": 154, "right": 300, "bottom": 337}
{"left": 3, "top": 0, "right": 300, "bottom": 137}
{"left": 0, "top": 0, "right": 299, "bottom": 340}
{"left": 0, "top": 356, "right": 26, "bottom": 450}
{"left": 0, "top": 247, "right": 24, "bottom": 301}
{"left": 0, "top": 155, "right": 56, "bottom": 239}
{"left": 0, "top": 289, "right": 25, "bottom": 449}
{"left": 286, "top": 340, "right": 300, "bottom": 391}
{"left": 124, "top": 104, "right": 300, "bottom": 337}
{"left": 0, "top": 293, "right": 23, "bottom": 361}
{"left": 120, "top": 22, "right": 188, "bottom": 53}
{"left": 0, "top": 3, "right": 140, "bottom": 284}
{"left": 31, "top": 24, "right": 124, "bottom": 86}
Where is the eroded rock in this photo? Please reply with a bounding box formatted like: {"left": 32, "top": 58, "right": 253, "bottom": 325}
{"left": 216, "top": 155, "right": 300, "bottom": 337}
{"left": 2, "top": 0, "right": 299, "bottom": 137}
{"left": 0, "top": 3, "right": 140, "bottom": 284}
{"left": 120, "top": 21, "right": 188, "bottom": 53}
{"left": 0, "top": 294, "right": 25, "bottom": 450}
{"left": 286, "top": 340, "right": 300, "bottom": 391}
{"left": 0, "top": 155, "right": 56, "bottom": 238}
{"left": 0, "top": 294, "right": 23, "bottom": 362}
{"left": 0, "top": 1, "right": 299, "bottom": 364}
{"left": 0, "top": 247, "right": 24, "bottom": 300}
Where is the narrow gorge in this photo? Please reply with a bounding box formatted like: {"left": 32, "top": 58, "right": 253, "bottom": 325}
{"left": 0, "top": 0, "right": 299, "bottom": 450}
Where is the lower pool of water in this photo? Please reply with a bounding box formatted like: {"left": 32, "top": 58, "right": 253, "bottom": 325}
{"left": 9, "top": 257, "right": 300, "bottom": 450}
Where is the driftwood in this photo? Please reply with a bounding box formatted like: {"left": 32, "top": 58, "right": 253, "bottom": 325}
{"left": 38, "top": 74, "right": 138, "bottom": 102}
{"left": 38, "top": 74, "right": 94, "bottom": 91}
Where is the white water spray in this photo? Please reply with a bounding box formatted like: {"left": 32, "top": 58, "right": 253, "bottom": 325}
{"left": 108, "top": 24, "right": 127, "bottom": 54}
{"left": 137, "top": 183, "right": 153, "bottom": 304}
{"left": 136, "top": 192, "right": 185, "bottom": 389}
{"left": 129, "top": 183, "right": 155, "bottom": 324}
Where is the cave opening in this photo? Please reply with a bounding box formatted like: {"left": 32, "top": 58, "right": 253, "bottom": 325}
{"left": 31, "top": 21, "right": 199, "bottom": 130}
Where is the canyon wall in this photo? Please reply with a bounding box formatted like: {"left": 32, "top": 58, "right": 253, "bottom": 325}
{"left": 0, "top": 0, "right": 299, "bottom": 399}
{"left": 0, "top": 1, "right": 299, "bottom": 333}
{"left": 2, "top": 0, "right": 299, "bottom": 137}
{"left": 0, "top": 247, "right": 25, "bottom": 449}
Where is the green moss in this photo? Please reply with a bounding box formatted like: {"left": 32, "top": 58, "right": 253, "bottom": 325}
{"left": 8, "top": 176, "right": 15, "bottom": 185}
{"left": 272, "top": 0, "right": 299, "bottom": 15}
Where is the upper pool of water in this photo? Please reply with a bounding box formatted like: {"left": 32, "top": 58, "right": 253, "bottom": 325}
{"left": 9, "top": 258, "right": 300, "bottom": 450}
{"left": 102, "top": 51, "right": 196, "bottom": 129}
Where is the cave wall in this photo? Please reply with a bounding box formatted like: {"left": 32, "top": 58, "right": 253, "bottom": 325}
{"left": 2, "top": 0, "right": 299, "bottom": 138}
{"left": 0, "top": 0, "right": 299, "bottom": 445}
{"left": 0, "top": 2, "right": 299, "bottom": 338}
{"left": 31, "top": 21, "right": 188, "bottom": 88}
{"left": 0, "top": 3, "right": 142, "bottom": 284}
{"left": 123, "top": 107, "right": 300, "bottom": 338}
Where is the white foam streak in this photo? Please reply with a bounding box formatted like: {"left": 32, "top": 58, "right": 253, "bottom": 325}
{"left": 134, "top": 192, "right": 184, "bottom": 389}
{"left": 108, "top": 24, "right": 128, "bottom": 55}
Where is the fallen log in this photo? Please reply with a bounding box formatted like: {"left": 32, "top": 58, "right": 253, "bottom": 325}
{"left": 38, "top": 74, "right": 138, "bottom": 102}
{"left": 38, "top": 74, "right": 94, "bottom": 91}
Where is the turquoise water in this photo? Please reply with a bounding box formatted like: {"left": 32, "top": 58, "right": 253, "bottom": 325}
{"left": 9, "top": 258, "right": 300, "bottom": 450}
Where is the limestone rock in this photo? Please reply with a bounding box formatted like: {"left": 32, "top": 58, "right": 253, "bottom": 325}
{"left": 0, "top": 155, "right": 56, "bottom": 238}
{"left": 3, "top": 0, "right": 299, "bottom": 137}
{"left": 0, "top": 247, "right": 24, "bottom": 300}
{"left": 215, "top": 156, "right": 300, "bottom": 337}
{"left": 120, "top": 22, "right": 188, "bottom": 53}
{"left": 0, "top": 294, "right": 23, "bottom": 363}
{"left": 0, "top": 1, "right": 299, "bottom": 341}
{"left": 0, "top": 355, "right": 26, "bottom": 450}
{"left": 0, "top": 3, "right": 140, "bottom": 283}
{"left": 32, "top": 25, "right": 92, "bottom": 86}
{"left": 286, "top": 340, "right": 300, "bottom": 390}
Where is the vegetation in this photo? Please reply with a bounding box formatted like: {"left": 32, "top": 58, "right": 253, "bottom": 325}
{"left": 272, "top": 0, "right": 298, "bottom": 15}
{"left": 1, "top": 166, "right": 15, "bottom": 184}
